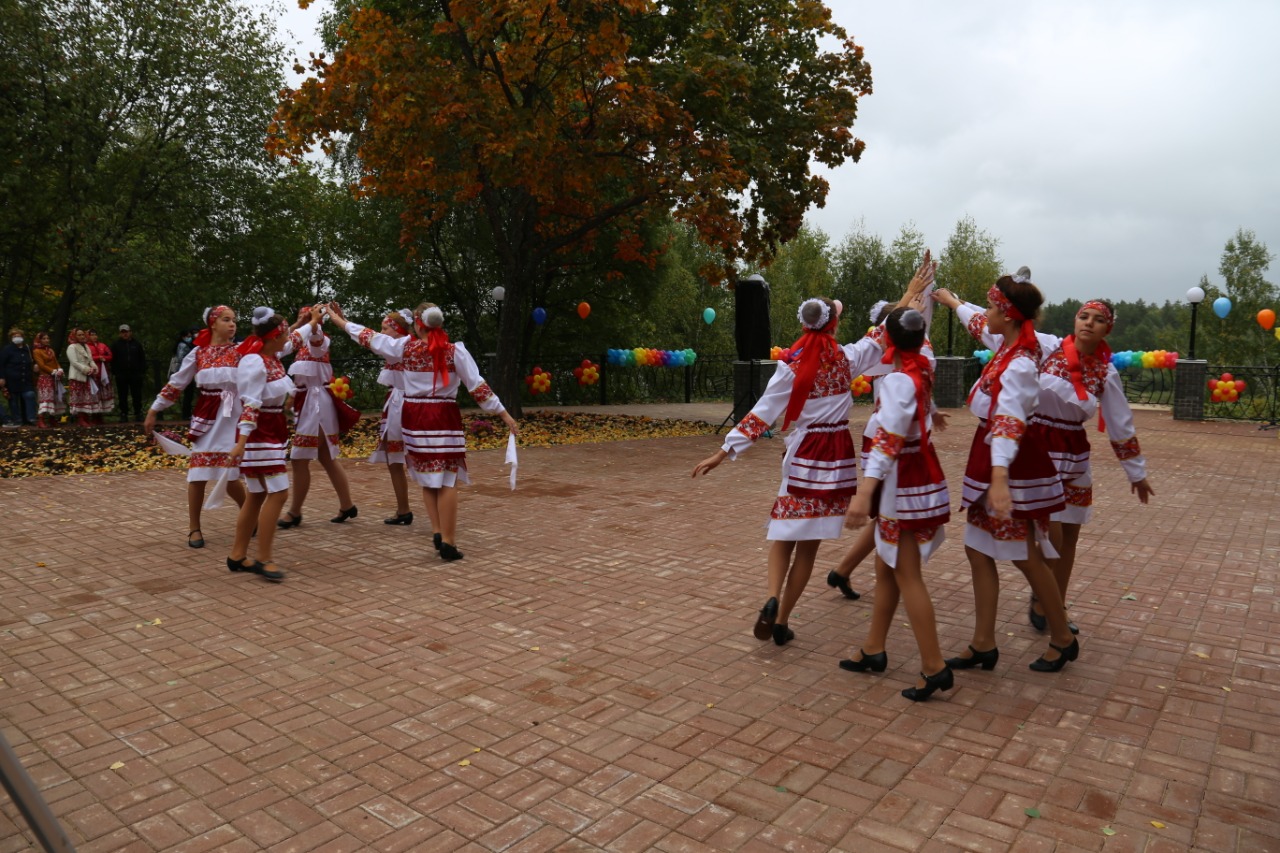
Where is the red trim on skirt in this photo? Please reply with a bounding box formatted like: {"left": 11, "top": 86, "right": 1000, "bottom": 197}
{"left": 962, "top": 421, "right": 1065, "bottom": 519}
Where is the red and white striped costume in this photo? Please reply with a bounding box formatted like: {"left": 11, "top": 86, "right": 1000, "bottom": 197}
{"left": 288, "top": 329, "right": 340, "bottom": 460}
{"left": 344, "top": 322, "right": 508, "bottom": 487}
{"left": 368, "top": 356, "right": 406, "bottom": 465}
{"left": 151, "top": 343, "right": 243, "bottom": 482}
{"left": 955, "top": 301, "right": 1065, "bottom": 560}
{"left": 721, "top": 333, "right": 885, "bottom": 541}
{"left": 1032, "top": 334, "right": 1147, "bottom": 525}
{"left": 862, "top": 370, "right": 950, "bottom": 568}
{"left": 236, "top": 352, "right": 295, "bottom": 493}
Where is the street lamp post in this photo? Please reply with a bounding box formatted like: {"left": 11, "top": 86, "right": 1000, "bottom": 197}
{"left": 1186, "top": 285, "right": 1205, "bottom": 360}
{"left": 491, "top": 285, "right": 506, "bottom": 344}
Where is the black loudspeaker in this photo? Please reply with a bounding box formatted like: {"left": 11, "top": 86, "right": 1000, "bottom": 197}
{"left": 734, "top": 275, "right": 771, "bottom": 360}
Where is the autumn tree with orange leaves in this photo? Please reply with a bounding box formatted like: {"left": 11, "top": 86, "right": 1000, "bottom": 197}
{"left": 271, "top": 0, "right": 872, "bottom": 414}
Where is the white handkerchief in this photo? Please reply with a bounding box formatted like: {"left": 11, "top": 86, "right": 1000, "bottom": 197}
{"left": 921, "top": 281, "right": 937, "bottom": 333}
{"left": 202, "top": 467, "right": 235, "bottom": 510}
{"left": 505, "top": 432, "right": 518, "bottom": 491}
{"left": 153, "top": 430, "right": 192, "bottom": 456}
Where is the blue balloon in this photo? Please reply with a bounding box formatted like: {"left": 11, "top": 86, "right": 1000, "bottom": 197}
{"left": 532, "top": 307, "right": 548, "bottom": 326}
{"left": 703, "top": 307, "right": 716, "bottom": 325}
{"left": 1212, "top": 296, "right": 1232, "bottom": 319}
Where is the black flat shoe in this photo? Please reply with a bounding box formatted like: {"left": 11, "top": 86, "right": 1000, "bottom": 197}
{"left": 188, "top": 530, "right": 204, "bottom": 549}
{"left": 1028, "top": 597, "right": 1047, "bottom": 632}
{"left": 772, "top": 624, "right": 794, "bottom": 646}
{"left": 253, "top": 562, "right": 286, "bottom": 583}
{"left": 277, "top": 513, "right": 302, "bottom": 529}
{"left": 902, "top": 666, "right": 954, "bottom": 702}
{"left": 945, "top": 645, "right": 999, "bottom": 671}
{"left": 330, "top": 505, "right": 358, "bottom": 523}
{"left": 839, "top": 649, "right": 887, "bottom": 673}
{"left": 752, "top": 597, "right": 779, "bottom": 641}
{"left": 384, "top": 512, "right": 414, "bottom": 526}
{"left": 226, "top": 556, "right": 265, "bottom": 573}
{"left": 439, "top": 542, "right": 464, "bottom": 561}
{"left": 433, "top": 532, "right": 442, "bottom": 550}
{"left": 1029, "top": 638, "right": 1080, "bottom": 673}
{"left": 1068, "top": 620, "right": 1079, "bottom": 635}
{"left": 826, "top": 570, "right": 861, "bottom": 601}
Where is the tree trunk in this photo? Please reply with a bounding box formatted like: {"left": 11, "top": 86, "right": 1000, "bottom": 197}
{"left": 50, "top": 278, "right": 79, "bottom": 348}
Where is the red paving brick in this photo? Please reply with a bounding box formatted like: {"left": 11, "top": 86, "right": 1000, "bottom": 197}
{"left": 1, "top": 406, "right": 1278, "bottom": 851}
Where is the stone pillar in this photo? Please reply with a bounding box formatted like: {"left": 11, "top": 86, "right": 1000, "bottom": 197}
{"left": 731, "top": 360, "right": 777, "bottom": 422}
{"left": 1174, "top": 359, "right": 1208, "bottom": 420}
{"left": 933, "top": 356, "right": 971, "bottom": 409}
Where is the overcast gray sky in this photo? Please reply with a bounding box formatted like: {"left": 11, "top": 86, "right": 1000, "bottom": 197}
{"left": 265, "top": 1, "right": 1280, "bottom": 304}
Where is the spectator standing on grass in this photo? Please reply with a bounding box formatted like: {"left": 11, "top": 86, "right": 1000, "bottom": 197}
{"left": 31, "top": 331, "right": 65, "bottom": 428}
{"left": 170, "top": 327, "right": 199, "bottom": 421}
{"left": 111, "top": 324, "right": 148, "bottom": 422}
{"left": 0, "top": 326, "right": 37, "bottom": 427}
{"left": 87, "top": 329, "right": 113, "bottom": 423}
{"left": 65, "top": 329, "right": 98, "bottom": 428}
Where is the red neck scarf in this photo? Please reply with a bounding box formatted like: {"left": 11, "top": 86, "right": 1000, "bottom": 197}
{"left": 969, "top": 285, "right": 1040, "bottom": 421}
{"left": 783, "top": 316, "right": 840, "bottom": 429}
{"left": 195, "top": 306, "right": 232, "bottom": 348}
{"left": 1061, "top": 334, "right": 1112, "bottom": 432}
{"left": 881, "top": 343, "right": 934, "bottom": 443}
{"left": 415, "top": 319, "right": 452, "bottom": 390}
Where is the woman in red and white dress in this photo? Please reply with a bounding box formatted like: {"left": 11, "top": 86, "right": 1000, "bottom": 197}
{"left": 278, "top": 306, "right": 358, "bottom": 528}
{"left": 932, "top": 270, "right": 1077, "bottom": 673}
{"left": 1027, "top": 299, "right": 1154, "bottom": 632}
{"left": 691, "top": 286, "right": 921, "bottom": 647}
{"left": 226, "top": 307, "right": 294, "bottom": 583}
{"left": 32, "top": 332, "right": 66, "bottom": 427}
{"left": 65, "top": 329, "right": 98, "bottom": 428}
{"left": 841, "top": 307, "right": 953, "bottom": 701}
{"left": 326, "top": 301, "right": 518, "bottom": 560}
{"left": 143, "top": 306, "right": 247, "bottom": 548}
{"left": 369, "top": 309, "right": 415, "bottom": 525}
{"left": 87, "top": 329, "right": 113, "bottom": 423}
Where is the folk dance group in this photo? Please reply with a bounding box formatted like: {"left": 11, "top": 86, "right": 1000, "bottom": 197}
{"left": 143, "top": 302, "right": 518, "bottom": 582}
{"left": 695, "top": 259, "right": 1153, "bottom": 702}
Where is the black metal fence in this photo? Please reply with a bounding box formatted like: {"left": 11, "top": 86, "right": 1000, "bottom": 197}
{"left": 1200, "top": 364, "right": 1280, "bottom": 424}
{"left": 1115, "top": 366, "right": 1175, "bottom": 406}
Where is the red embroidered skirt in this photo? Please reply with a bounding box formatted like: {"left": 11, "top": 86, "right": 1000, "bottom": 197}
{"left": 240, "top": 409, "right": 288, "bottom": 476}
{"left": 891, "top": 439, "right": 951, "bottom": 530}
{"left": 786, "top": 421, "right": 858, "bottom": 498}
{"left": 402, "top": 399, "right": 466, "bottom": 475}
{"left": 189, "top": 389, "right": 222, "bottom": 441}
{"left": 961, "top": 420, "right": 1065, "bottom": 519}
{"left": 1029, "top": 414, "right": 1091, "bottom": 482}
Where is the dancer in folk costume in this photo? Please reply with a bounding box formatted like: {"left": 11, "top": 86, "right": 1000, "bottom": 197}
{"left": 326, "top": 301, "right": 519, "bottom": 560}
{"left": 277, "top": 305, "right": 359, "bottom": 528}
{"left": 1025, "top": 298, "right": 1154, "bottom": 632}
{"left": 143, "top": 305, "right": 247, "bottom": 549}
{"left": 87, "top": 329, "right": 113, "bottom": 422}
{"left": 65, "top": 329, "right": 98, "bottom": 428}
{"left": 369, "top": 309, "right": 416, "bottom": 525}
{"left": 691, "top": 273, "right": 930, "bottom": 646}
{"left": 32, "top": 332, "right": 66, "bottom": 427}
{"left": 932, "top": 270, "right": 1079, "bottom": 673}
{"left": 840, "top": 308, "right": 953, "bottom": 700}
{"left": 225, "top": 308, "right": 294, "bottom": 583}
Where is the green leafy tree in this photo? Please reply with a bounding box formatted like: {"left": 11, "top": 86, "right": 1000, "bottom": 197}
{"left": 935, "top": 215, "right": 1002, "bottom": 355}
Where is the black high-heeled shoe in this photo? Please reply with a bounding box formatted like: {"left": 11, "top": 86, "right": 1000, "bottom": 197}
{"left": 330, "top": 505, "right": 358, "bottom": 523}
{"left": 439, "top": 542, "right": 464, "bottom": 561}
{"left": 254, "top": 562, "right": 286, "bottom": 583}
{"left": 1029, "top": 638, "right": 1079, "bottom": 672}
{"left": 432, "top": 532, "right": 442, "bottom": 550}
{"left": 945, "top": 645, "right": 999, "bottom": 671}
{"left": 838, "top": 649, "right": 887, "bottom": 673}
{"left": 825, "top": 570, "right": 861, "bottom": 601}
{"left": 1028, "top": 596, "right": 1047, "bottom": 632}
{"left": 277, "top": 512, "right": 302, "bottom": 529}
{"left": 902, "top": 666, "right": 954, "bottom": 702}
{"left": 772, "top": 623, "right": 795, "bottom": 646}
{"left": 226, "top": 556, "right": 264, "bottom": 573}
{"left": 384, "top": 512, "right": 414, "bottom": 526}
{"left": 752, "top": 597, "right": 779, "bottom": 641}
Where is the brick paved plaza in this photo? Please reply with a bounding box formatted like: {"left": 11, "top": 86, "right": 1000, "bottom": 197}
{"left": 1, "top": 407, "right": 1277, "bottom": 852}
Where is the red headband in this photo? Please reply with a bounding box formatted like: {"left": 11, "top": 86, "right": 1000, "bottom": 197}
{"left": 194, "top": 306, "right": 233, "bottom": 348}
{"left": 988, "top": 284, "right": 1023, "bottom": 322}
{"left": 1080, "top": 300, "right": 1114, "bottom": 326}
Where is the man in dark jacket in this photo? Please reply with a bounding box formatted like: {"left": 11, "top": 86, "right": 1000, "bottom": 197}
{"left": 0, "top": 326, "right": 36, "bottom": 426}
{"left": 111, "top": 324, "right": 148, "bottom": 421}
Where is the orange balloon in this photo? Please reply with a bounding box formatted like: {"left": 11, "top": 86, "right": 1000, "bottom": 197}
{"left": 577, "top": 302, "right": 591, "bottom": 319}
{"left": 1258, "top": 309, "right": 1276, "bottom": 331}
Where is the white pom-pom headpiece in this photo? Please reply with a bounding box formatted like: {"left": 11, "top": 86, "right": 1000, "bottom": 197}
{"left": 899, "top": 309, "right": 926, "bottom": 332}
{"left": 868, "top": 300, "right": 891, "bottom": 325}
{"left": 251, "top": 306, "right": 274, "bottom": 325}
{"left": 422, "top": 306, "right": 445, "bottom": 328}
{"left": 202, "top": 306, "right": 213, "bottom": 325}
{"left": 797, "top": 298, "right": 831, "bottom": 331}
{"left": 1011, "top": 266, "right": 1032, "bottom": 284}
{"left": 397, "top": 308, "right": 414, "bottom": 329}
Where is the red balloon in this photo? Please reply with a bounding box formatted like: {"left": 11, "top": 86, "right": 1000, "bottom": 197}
{"left": 1221, "top": 372, "right": 1233, "bottom": 382}
{"left": 1235, "top": 380, "right": 1246, "bottom": 391}
{"left": 1208, "top": 378, "right": 1218, "bottom": 389}
{"left": 577, "top": 302, "right": 591, "bottom": 319}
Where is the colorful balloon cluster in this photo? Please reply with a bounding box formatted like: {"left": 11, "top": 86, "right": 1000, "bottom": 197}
{"left": 1208, "top": 372, "right": 1246, "bottom": 403}
{"left": 851, "top": 375, "right": 872, "bottom": 397}
{"left": 973, "top": 349, "right": 994, "bottom": 365}
{"left": 606, "top": 347, "right": 697, "bottom": 367}
{"left": 327, "top": 376, "right": 354, "bottom": 400}
{"left": 574, "top": 359, "right": 599, "bottom": 386}
{"left": 1111, "top": 350, "right": 1178, "bottom": 370}
{"left": 525, "top": 366, "right": 552, "bottom": 394}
